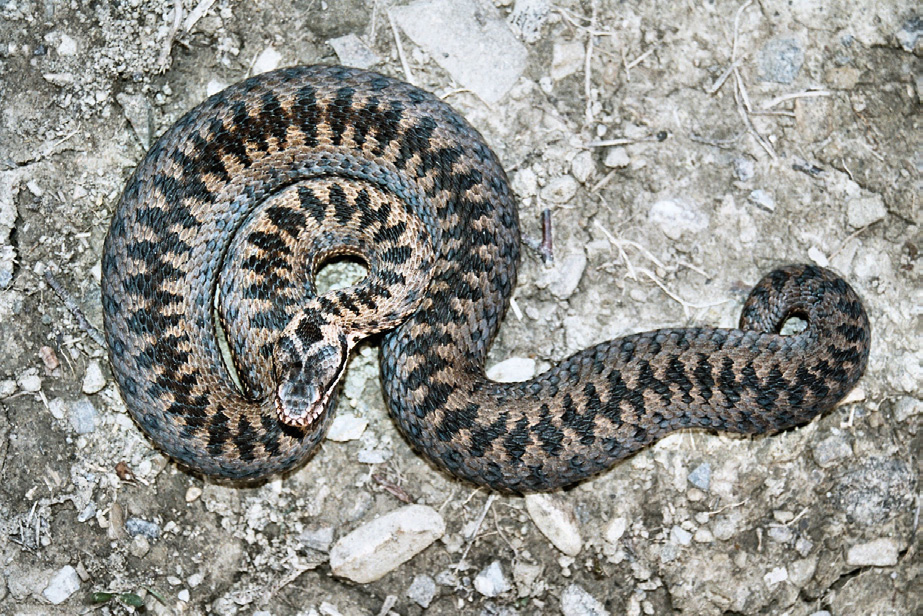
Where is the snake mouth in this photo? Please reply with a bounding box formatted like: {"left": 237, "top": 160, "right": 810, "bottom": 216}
{"left": 274, "top": 382, "right": 326, "bottom": 428}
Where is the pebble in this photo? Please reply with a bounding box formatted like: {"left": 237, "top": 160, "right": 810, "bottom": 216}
{"left": 473, "top": 560, "right": 511, "bottom": 597}
{"left": 329, "top": 504, "right": 445, "bottom": 583}
{"left": 525, "top": 493, "right": 582, "bottom": 556}
{"left": 0, "top": 379, "right": 17, "bottom": 397}
{"left": 687, "top": 463, "right": 711, "bottom": 491}
{"left": 733, "top": 157, "right": 755, "bottom": 181}
{"left": 670, "top": 526, "right": 692, "bottom": 546}
{"left": 130, "top": 535, "right": 150, "bottom": 557}
{"left": 846, "top": 538, "right": 899, "bottom": 567}
{"left": 758, "top": 37, "right": 804, "bottom": 84}
{"left": 206, "top": 80, "right": 228, "bottom": 97}
{"left": 116, "top": 92, "right": 154, "bottom": 149}
{"left": 768, "top": 525, "right": 793, "bottom": 543}
{"left": 603, "top": 146, "right": 630, "bottom": 168}
{"left": 812, "top": 433, "right": 852, "bottom": 468}
{"left": 42, "top": 565, "right": 81, "bottom": 605}
{"left": 570, "top": 150, "right": 596, "bottom": 184}
{"left": 894, "top": 396, "right": 920, "bottom": 424}
{"left": 648, "top": 198, "right": 709, "bottom": 240}
{"left": 252, "top": 46, "right": 282, "bottom": 75}
{"left": 187, "top": 573, "right": 204, "bottom": 588}
{"left": 17, "top": 368, "right": 42, "bottom": 392}
{"left": 541, "top": 176, "right": 578, "bottom": 203}
{"left": 896, "top": 17, "right": 922, "bottom": 53}
{"left": 512, "top": 168, "right": 538, "bottom": 197}
{"left": 178, "top": 589, "right": 190, "bottom": 602}
{"left": 763, "top": 566, "right": 788, "bottom": 586}
{"left": 69, "top": 398, "right": 97, "bottom": 434}
{"left": 544, "top": 251, "right": 587, "bottom": 300}
{"left": 509, "top": 0, "right": 550, "bottom": 44}
{"left": 82, "top": 360, "right": 106, "bottom": 394}
{"left": 406, "top": 574, "right": 437, "bottom": 608}
{"left": 327, "top": 33, "right": 380, "bottom": 69}
{"left": 56, "top": 33, "right": 78, "bottom": 56}
{"left": 789, "top": 556, "right": 818, "bottom": 586}
{"left": 326, "top": 414, "right": 368, "bottom": 441}
{"left": 486, "top": 357, "right": 536, "bottom": 383}
{"left": 846, "top": 195, "right": 887, "bottom": 229}
{"left": 748, "top": 189, "right": 776, "bottom": 212}
{"left": 125, "top": 518, "right": 161, "bottom": 540}
{"left": 560, "top": 584, "right": 610, "bottom": 616}
{"left": 299, "top": 526, "right": 334, "bottom": 553}
{"left": 185, "top": 486, "right": 203, "bottom": 503}
{"left": 604, "top": 517, "right": 627, "bottom": 544}
{"left": 390, "top": 0, "right": 527, "bottom": 103}
{"left": 551, "top": 40, "right": 585, "bottom": 80}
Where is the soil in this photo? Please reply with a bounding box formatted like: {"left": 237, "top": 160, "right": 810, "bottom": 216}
{"left": 0, "top": 1, "right": 919, "bottom": 614}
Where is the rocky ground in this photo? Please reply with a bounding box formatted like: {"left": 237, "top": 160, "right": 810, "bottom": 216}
{"left": 0, "top": 0, "right": 920, "bottom": 614}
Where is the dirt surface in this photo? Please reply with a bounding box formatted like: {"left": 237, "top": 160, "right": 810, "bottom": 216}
{"left": 0, "top": 1, "right": 919, "bottom": 614}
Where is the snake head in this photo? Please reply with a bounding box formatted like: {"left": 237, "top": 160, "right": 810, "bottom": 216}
{"left": 272, "top": 312, "right": 350, "bottom": 429}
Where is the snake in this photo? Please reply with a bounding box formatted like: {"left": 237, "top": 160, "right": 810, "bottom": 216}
{"left": 101, "top": 65, "right": 871, "bottom": 492}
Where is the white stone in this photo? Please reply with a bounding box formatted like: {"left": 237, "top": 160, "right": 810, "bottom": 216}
{"left": 57, "top": 33, "right": 77, "bottom": 56}
{"left": 187, "top": 573, "right": 204, "bottom": 588}
{"left": 185, "top": 487, "right": 203, "bottom": 503}
{"left": 206, "top": 80, "right": 228, "bottom": 97}
{"left": 406, "top": 574, "right": 437, "bottom": 607}
{"left": 545, "top": 251, "right": 587, "bottom": 300}
{"left": 327, "top": 33, "right": 380, "bottom": 69}
{"left": 299, "top": 526, "right": 334, "bottom": 552}
{"left": 846, "top": 538, "right": 899, "bottom": 567}
{"left": 604, "top": 517, "right": 627, "bottom": 544}
{"left": 0, "top": 379, "right": 16, "bottom": 397}
{"left": 763, "top": 566, "right": 788, "bottom": 586}
{"left": 329, "top": 504, "right": 445, "bottom": 583}
{"left": 603, "top": 147, "right": 630, "bottom": 168}
{"left": 486, "top": 357, "right": 536, "bottom": 383}
{"left": 541, "top": 176, "right": 579, "bottom": 203}
{"left": 252, "top": 46, "right": 282, "bottom": 75}
{"left": 69, "top": 398, "right": 97, "bottom": 434}
{"left": 670, "top": 526, "right": 692, "bottom": 546}
{"left": 178, "top": 589, "right": 190, "bottom": 602}
{"left": 570, "top": 150, "right": 596, "bottom": 184}
{"left": 561, "top": 584, "right": 610, "bottom": 616}
{"left": 42, "top": 565, "right": 81, "bottom": 605}
{"left": 82, "top": 360, "right": 106, "bottom": 394}
{"left": 648, "top": 198, "right": 709, "bottom": 240}
{"left": 512, "top": 168, "right": 538, "bottom": 197}
{"left": 846, "top": 195, "right": 887, "bottom": 229}
{"left": 525, "top": 493, "right": 582, "bottom": 556}
{"left": 326, "top": 414, "right": 368, "bottom": 441}
{"left": 17, "top": 369, "right": 42, "bottom": 392}
{"left": 474, "top": 560, "right": 511, "bottom": 597}
{"left": 551, "top": 40, "right": 585, "bottom": 80}
{"left": 748, "top": 189, "right": 776, "bottom": 212}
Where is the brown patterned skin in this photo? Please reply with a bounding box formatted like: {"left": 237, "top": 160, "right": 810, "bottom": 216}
{"left": 102, "top": 65, "right": 871, "bottom": 492}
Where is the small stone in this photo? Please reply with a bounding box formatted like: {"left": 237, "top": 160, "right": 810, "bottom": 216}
{"left": 896, "top": 17, "right": 922, "bottom": 53}
{"left": 764, "top": 566, "right": 788, "bottom": 586}
{"left": 604, "top": 517, "right": 627, "bottom": 544}
{"left": 42, "top": 565, "right": 81, "bottom": 605}
{"left": 327, "top": 33, "right": 380, "bottom": 69}
{"left": 125, "top": 518, "right": 161, "bottom": 540}
{"left": 788, "top": 556, "right": 818, "bottom": 587}
{"left": 687, "top": 463, "right": 711, "bottom": 491}
{"left": 82, "top": 360, "right": 106, "bottom": 394}
{"left": 473, "top": 560, "right": 511, "bottom": 597}
{"left": 541, "top": 176, "right": 578, "bottom": 203}
{"left": 357, "top": 448, "right": 390, "bottom": 464}
{"left": 894, "top": 396, "right": 920, "bottom": 423}
{"left": 768, "top": 525, "right": 793, "bottom": 543}
{"left": 116, "top": 92, "right": 153, "bottom": 149}
{"left": 299, "top": 526, "right": 335, "bottom": 552}
{"left": 57, "top": 33, "right": 77, "bottom": 56}
{"left": 846, "top": 538, "right": 899, "bottom": 567}
{"left": 758, "top": 37, "right": 804, "bottom": 84}
{"left": 670, "top": 526, "right": 692, "bottom": 546}
{"left": 69, "top": 398, "right": 97, "bottom": 434}
{"left": 812, "top": 434, "right": 852, "bottom": 468}
{"left": 603, "top": 147, "right": 630, "bottom": 168}
{"left": 509, "top": 0, "right": 551, "bottom": 44}
{"left": 808, "top": 246, "right": 829, "bottom": 267}
{"left": 512, "top": 168, "right": 538, "bottom": 197}
{"left": 733, "top": 157, "right": 755, "bottom": 181}
{"left": 796, "top": 536, "right": 814, "bottom": 557}
{"left": 544, "top": 251, "right": 587, "bottom": 300}
{"left": 406, "top": 574, "right": 437, "bottom": 608}
{"left": 185, "top": 487, "right": 203, "bottom": 503}
{"left": 693, "top": 528, "right": 714, "bottom": 543}
{"left": 178, "top": 589, "right": 190, "bottom": 602}
{"left": 551, "top": 40, "right": 585, "bottom": 80}
{"left": 187, "top": 573, "right": 203, "bottom": 588}
{"left": 846, "top": 195, "right": 887, "bottom": 229}
{"left": 560, "top": 584, "right": 610, "bottom": 616}
{"left": 525, "top": 493, "right": 582, "bottom": 556}
{"left": 206, "top": 80, "right": 228, "bottom": 97}
{"left": 748, "top": 189, "right": 776, "bottom": 212}
{"left": 39, "top": 346, "right": 59, "bottom": 371}
{"left": 17, "top": 369, "right": 42, "bottom": 392}
{"left": 486, "top": 357, "right": 536, "bottom": 383}
{"left": 329, "top": 504, "right": 445, "bottom": 583}
{"left": 648, "top": 198, "right": 709, "bottom": 240}
{"left": 129, "top": 535, "right": 150, "bottom": 557}
{"left": 570, "top": 150, "right": 596, "bottom": 184}
{"left": 252, "top": 46, "right": 282, "bottom": 75}
{"left": 0, "top": 379, "right": 16, "bottom": 397}
{"left": 326, "top": 414, "right": 368, "bottom": 441}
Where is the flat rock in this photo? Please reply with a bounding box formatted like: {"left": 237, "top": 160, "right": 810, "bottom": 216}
{"left": 42, "top": 565, "right": 80, "bottom": 605}
{"left": 525, "top": 493, "right": 582, "bottom": 556}
{"left": 846, "top": 538, "right": 899, "bottom": 567}
{"left": 406, "top": 574, "right": 437, "bottom": 608}
{"left": 473, "top": 560, "right": 511, "bottom": 597}
{"left": 648, "top": 197, "right": 709, "bottom": 240}
{"left": 391, "top": 0, "right": 526, "bottom": 103}
{"left": 758, "top": 37, "right": 804, "bottom": 84}
{"left": 328, "top": 33, "right": 380, "bottom": 69}
{"left": 561, "top": 584, "right": 609, "bottom": 616}
{"left": 82, "top": 359, "right": 106, "bottom": 394}
{"left": 329, "top": 504, "right": 445, "bottom": 583}
{"left": 846, "top": 195, "right": 887, "bottom": 229}
{"left": 326, "top": 414, "right": 368, "bottom": 442}
{"left": 486, "top": 357, "right": 536, "bottom": 383}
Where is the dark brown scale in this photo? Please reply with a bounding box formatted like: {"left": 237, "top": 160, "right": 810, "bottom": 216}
{"left": 102, "top": 66, "right": 870, "bottom": 491}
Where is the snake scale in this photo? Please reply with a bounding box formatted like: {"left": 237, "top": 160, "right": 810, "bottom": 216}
{"left": 102, "top": 65, "right": 870, "bottom": 492}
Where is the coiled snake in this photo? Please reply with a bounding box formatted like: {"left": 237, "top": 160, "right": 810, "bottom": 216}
{"left": 102, "top": 66, "right": 870, "bottom": 492}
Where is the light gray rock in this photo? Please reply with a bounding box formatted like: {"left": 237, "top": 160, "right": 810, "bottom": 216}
{"left": 329, "top": 504, "right": 445, "bottom": 583}
{"left": 486, "top": 357, "right": 536, "bottom": 383}
{"left": 326, "top": 414, "right": 368, "bottom": 442}
{"left": 69, "top": 398, "right": 97, "bottom": 434}
{"left": 846, "top": 538, "right": 899, "bottom": 567}
{"left": 846, "top": 195, "right": 887, "bottom": 229}
{"left": 42, "top": 565, "right": 81, "bottom": 605}
{"left": 474, "top": 560, "right": 511, "bottom": 597}
{"left": 299, "top": 526, "right": 334, "bottom": 553}
{"left": 542, "top": 251, "right": 587, "bottom": 300}
{"left": 407, "top": 574, "right": 437, "bottom": 608}
{"left": 812, "top": 433, "right": 852, "bottom": 468}
{"left": 391, "top": 0, "right": 527, "bottom": 103}
{"left": 560, "top": 584, "right": 610, "bottom": 616}
{"left": 670, "top": 526, "right": 692, "bottom": 546}
{"left": 648, "top": 197, "right": 709, "bottom": 240}
{"left": 603, "top": 147, "right": 630, "bottom": 168}
{"left": 252, "top": 46, "right": 282, "bottom": 75}
{"left": 17, "top": 368, "right": 41, "bottom": 392}
{"left": 116, "top": 92, "right": 153, "bottom": 150}
{"left": 688, "top": 463, "right": 711, "bottom": 491}
{"left": 758, "top": 37, "right": 804, "bottom": 84}
{"left": 508, "top": 0, "right": 551, "bottom": 44}
{"left": 541, "top": 176, "right": 578, "bottom": 203}
{"left": 82, "top": 360, "right": 106, "bottom": 394}
{"left": 551, "top": 40, "right": 585, "bottom": 80}
{"left": 327, "top": 33, "right": 380, "bottom": 69}
{"left": 125, "top": 518, "right": 161, "bottom": 540}
{"left": 570, "top": 150, "right": 596, "bottom": 184}
{"left": 734, "top": 157, "right": 755, "bottom": 181}
{"left": 748, "top": 189, "right": 776, "bottom": 212}
{"left": 525, "top": 493, "right": 582, "bottom": 556}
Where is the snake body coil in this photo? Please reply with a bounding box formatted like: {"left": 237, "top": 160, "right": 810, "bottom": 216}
{"left": 102, "top": 66, "right": 870, "bottom": 492}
